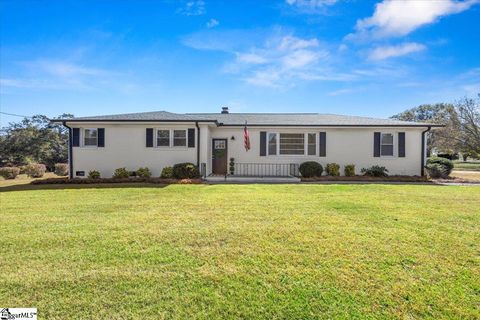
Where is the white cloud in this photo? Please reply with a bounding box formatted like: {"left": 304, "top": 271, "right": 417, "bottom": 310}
{"left": 206, "top": 18, "right": 219, "bottom": 28}
{"left": 31, "top": 60, "right": 109, "bottom": 77}
{"left": 177, "top": 1, "right": 205, "bottom": 16}
{"left": 286, "top": 0, "right": 338, "bottom": 13}
{"left": 368, "top": 42, "right": 426, "bottom": 60}
{"left": 1, "top": 58, "right": 121, "bottom": 92}
{"left": 349, "top": 0, "right": 479, "bottom": 39}
{"left": 236, "top": 52, "right": 268, "bottom": 64}
{"left": 229, "top": 35, "right": 330, "bottom": 87}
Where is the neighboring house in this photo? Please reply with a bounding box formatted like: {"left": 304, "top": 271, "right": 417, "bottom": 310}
{"left": 53, "top": 107, "right": 441, "bottom": 179}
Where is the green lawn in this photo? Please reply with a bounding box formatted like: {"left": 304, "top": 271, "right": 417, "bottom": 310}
{"left": 453, "top": 160, "right": 480, "bottom": 171}
{"left": 1, "top": 185, "right": 479, "bottom": 319}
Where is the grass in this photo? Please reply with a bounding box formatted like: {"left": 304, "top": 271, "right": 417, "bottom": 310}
{"left": 451, "top": 170, "right": 480, "bottom": 182}
{"left": 453, "top": 160, "right": 480, "bottom": 171}
{"left": 1, "top": 184, "right": 479, "bottom": 319}
{"left": 0, "top": 172, "right": 58, "bottom": 187}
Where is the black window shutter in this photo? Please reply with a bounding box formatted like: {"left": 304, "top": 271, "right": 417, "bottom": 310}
{"left": 97, "top": 128, "right": 105, "bottom": 147}
{"left": 374, "top": 132, "right": 381, "bottom": 157}
{"left": 319, "top": 132, "right": 326, "bottom": 157}
{"left": 188, "top": 128, "right": 195, "bottom": 148}
{"left": 146, "top": 128, "right": 153, "bottom": 147}
{"left": 72, "top": 128, "right": 80, "bottom": 147}
{"left": 398, "top": 132, "right": 405, "bottom": 157}
{"left": 260, "top": 131, "right": 267, "bottom": 156}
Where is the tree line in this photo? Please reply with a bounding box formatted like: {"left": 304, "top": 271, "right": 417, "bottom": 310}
{"left": 0, "top": 114, "right": 73, "bottom": 170}
{"left": 0, "top": 95, "right": 478, "bottom": 171}
{"left": 391, "top": 95, "right": 480, "bottom": 160}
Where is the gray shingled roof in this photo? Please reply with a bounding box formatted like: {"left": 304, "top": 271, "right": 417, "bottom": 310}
{"left": 59, "top": 110, "right": 437, "bottom": 127}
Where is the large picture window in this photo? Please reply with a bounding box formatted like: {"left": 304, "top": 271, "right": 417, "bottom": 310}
{"left": 280, "top": 133, "right": 305, "bottom": 155}
{"left": 84, "top": 128, "right": 98, "bottom": 146}
{"left": 381, "top": 133, "right": 394, "bottom": 156}
{"left": 267, "top": 132, "right": 317, "bottom": 156}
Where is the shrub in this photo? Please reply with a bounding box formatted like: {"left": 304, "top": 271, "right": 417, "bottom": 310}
{"left": 361, "top": 165, "right": 389, "bottom": 177}
{"left": 299, "top": 161, "right": 323, "bottom": 178}
{"left": 136, "top": 167, "right": 151, "bottom": 178}
{"left": 54, "top": 163, "right": 69, "bottom": 176}
{"left": 24, "top": 163, "right": 46, "bottom": 178}
{"left": 436, "top": 153, "right": 459, "bottom": 160}
{"left": 326, "top": 163, "right": 340, "bottom": 176}
{"left": 0, "top": 167, "right": 20, "bottom": 179}
{"left": 426, "top": 157, "right": 453, "bottom": 177}
{"left": 172, "top": 162, "right": 200, "bottom": 179}
{"left": 344, "top": 164, "right": 355, "bottom": 177}
{"left": 425, "top": 163, "right": 448, "bottom": 179}
{"left": 160, "top": 166, "right": 174, "bottom": 179}
{"left": 113, "top": 167, "right": 130, "bottom": 179}
{"left": 88, "top": 170, "right": 101, "bottom": 179}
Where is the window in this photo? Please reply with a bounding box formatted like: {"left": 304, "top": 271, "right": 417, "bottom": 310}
{"left": 268, "top": 133, "right": 277, "bottom": 155}
{"left": 157, "top": 130, "right": 170, "bottom": 147}
{"left": 84, "top": 128, "right": 98, "bottom": 146}
{"left": 214, "top": 140, "right": 226, "bottom": 149}
{"left": 155, "top": 129, "right": 188, "bottom": 147}
{"left": 381, "top": 133, "right": 394, "bottom": 156}
{"left": 280, "top": 133, "right": 304, "bottom": 155}
{"left": 173, "top": 130, "right": 187, "bottom": 147}
{"left": 307, "top": 133, "right": 316, "bottom": 155}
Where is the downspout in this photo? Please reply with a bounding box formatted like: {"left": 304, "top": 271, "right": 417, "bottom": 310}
{"left": 421, "top": 126, "right": 431, "bottom": 176}
{"left": 62, "top": 121, "right": 73, "bottom": 179}
{"left": 195, "top": 121, "right": 200, "bottom": 168}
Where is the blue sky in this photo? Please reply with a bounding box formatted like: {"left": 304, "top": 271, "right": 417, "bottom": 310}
{"left": 1, "top": 0, "right": 479, "bottom": 126}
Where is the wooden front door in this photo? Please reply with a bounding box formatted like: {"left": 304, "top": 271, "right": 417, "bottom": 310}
{"left": 212, "top": 139, "right": 228, "bottom": 175}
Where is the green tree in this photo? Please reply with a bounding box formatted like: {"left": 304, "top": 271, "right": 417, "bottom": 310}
{"left": 0, "top": 114, "right": 73, "bottom": 169}
{"left": 391, "top": 103, "right": 454, "bottom": 154}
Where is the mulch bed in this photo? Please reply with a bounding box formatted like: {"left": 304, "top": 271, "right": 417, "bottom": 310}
{"left": 31, "top": 177, "right": 202, "bottom": 185}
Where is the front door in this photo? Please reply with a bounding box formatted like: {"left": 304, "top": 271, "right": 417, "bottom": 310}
{"left": 212, "top": 139, "right": 228, "bottom": 175}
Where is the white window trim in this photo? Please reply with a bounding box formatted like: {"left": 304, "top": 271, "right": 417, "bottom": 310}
{"left": 267, "top": 132, "right": 317, "bottom": 157}
{"left": 380, "top": 132, "right": 396, "bottom": 158}
{"left": 82, "top": 128, "right": 98, "bottom": 148}
{"left": 154, "top": 128, "right": 188, "bottom": 149}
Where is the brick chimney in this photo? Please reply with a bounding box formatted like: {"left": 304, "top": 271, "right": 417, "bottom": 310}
{"left": 221, "top": 106, "right": 229, "bottom": 114}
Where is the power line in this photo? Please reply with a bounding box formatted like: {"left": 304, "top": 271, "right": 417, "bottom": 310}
{"left": 0, "top": 111, "right": 31, "bottom": 118}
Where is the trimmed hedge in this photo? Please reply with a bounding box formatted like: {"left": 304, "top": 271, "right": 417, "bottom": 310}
{"left": 54, "top": 163, "right": 69, "bottom": 176}
{"left": 160, "top": 166, "right": 173, "bottom": 179}
{"left": 113, "top": 167, "right": 130, "bottom": 179}
{"left": 0, "top": 167, "right": 20, "bottom": 179}
{"left": 25, "top": 163, "right": 46, "bottom": 178}
{"left": 326, "top": 163, "right": 340, "bottom": 176}
{"left": 361, "top": 165, "right": 389, "bottom": 177}
{"left": 426, "top": 157, "right": 453, "bottom": 177}
{"left": 88, "top": 170, "right": 101, "bottom": 179}
{"left": 344, "top": 164, "right": 355, "bottom": 177}
{"left": 136, "top": 167, "right": 152, "bottom": 178}
{"left": 299, "top": 161, "right": 323, "bottom": 178}
{"left": 172, "top": 163, "right": 200, "bottom": 179}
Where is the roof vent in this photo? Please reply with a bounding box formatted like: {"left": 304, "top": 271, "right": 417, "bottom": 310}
{"left": 221, "top": 106, "right": 229, "bottom": 114}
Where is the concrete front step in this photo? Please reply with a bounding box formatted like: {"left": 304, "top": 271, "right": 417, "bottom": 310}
{"left": 204, "top": 176, "right": 301, "bottom": 183}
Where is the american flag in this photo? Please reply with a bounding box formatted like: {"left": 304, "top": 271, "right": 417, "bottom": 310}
{"left": 243, "top": 121, "right": 251, "bottom": 151}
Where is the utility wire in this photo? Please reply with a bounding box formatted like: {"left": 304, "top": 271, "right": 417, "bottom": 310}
{"left": 0, "top": 111, "right": 31, "bottom": 118}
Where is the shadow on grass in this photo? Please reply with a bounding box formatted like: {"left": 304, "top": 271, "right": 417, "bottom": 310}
{"left": 0, "top": 183, "right": 171, "bottom": 193}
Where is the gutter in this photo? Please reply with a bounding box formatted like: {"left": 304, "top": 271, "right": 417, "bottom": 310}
{"left": 195, "top": 121, "right": 200, "bottom": 168}
{"left": 62, "top": 121, "right": 74, "bottom": 179}
{"left": 421, "top": 126, "right": 432, "bottom": 176}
